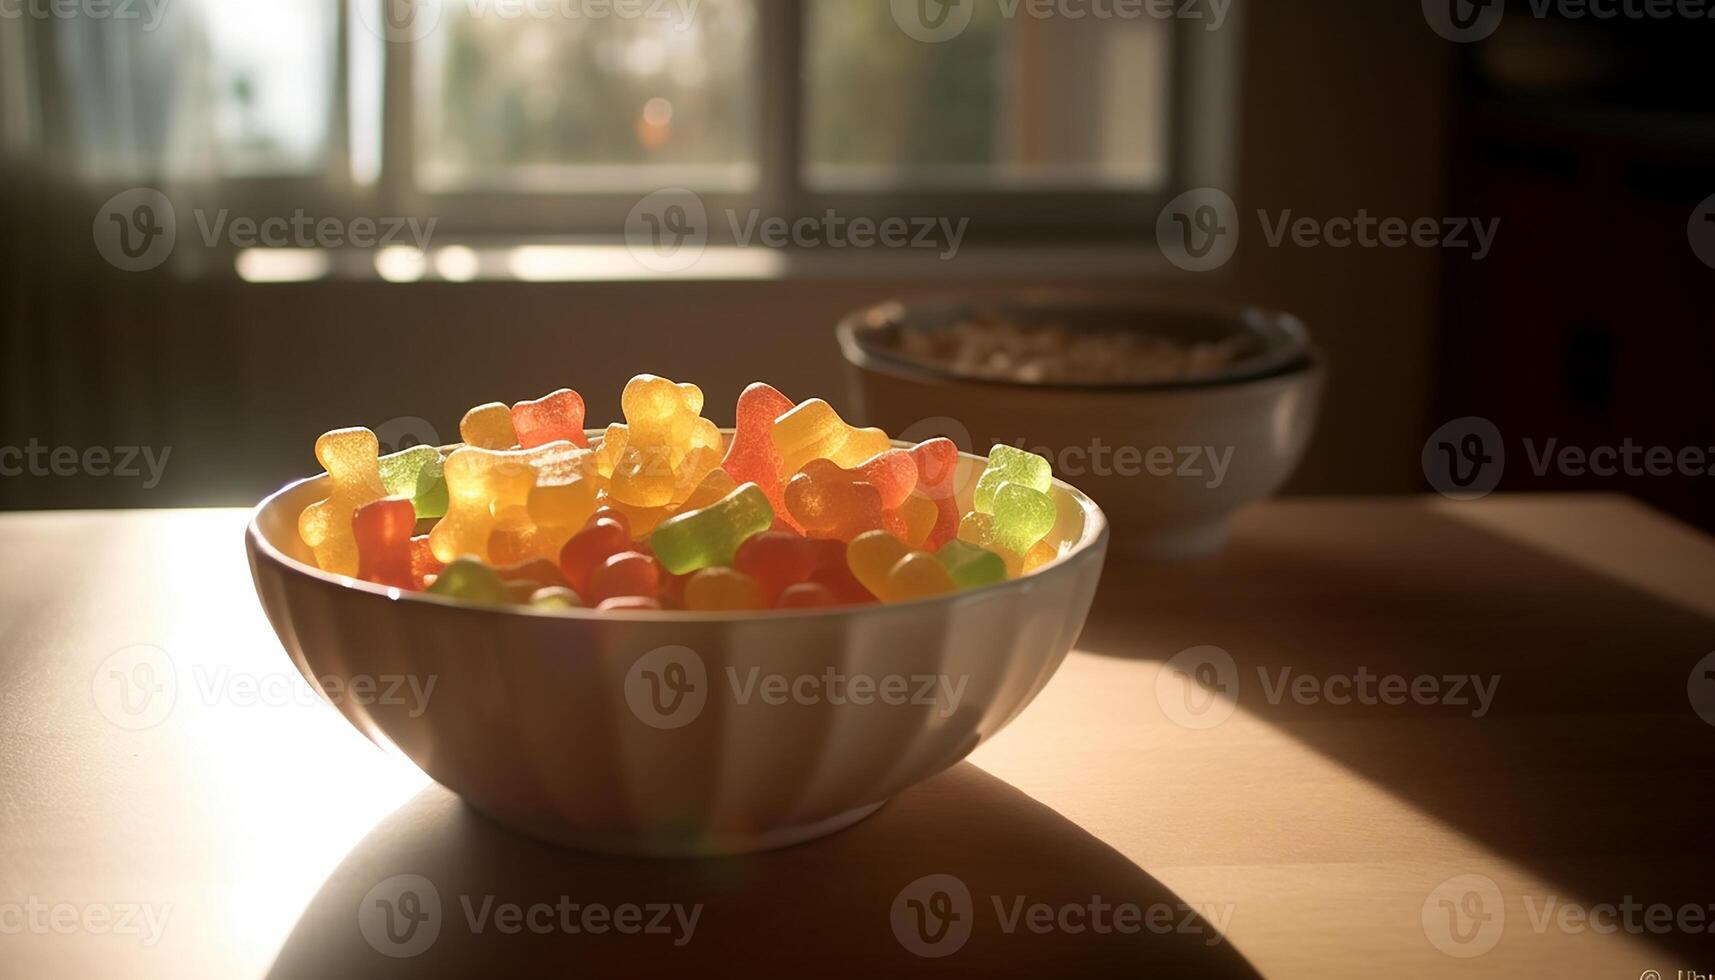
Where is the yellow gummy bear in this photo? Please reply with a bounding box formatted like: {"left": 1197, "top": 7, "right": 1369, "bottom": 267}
{"left": 460, "top": 402, "right": 518, "bottom": 450}
{"left": 431, "top": 443, "right": 565, "bottom": 563}
{"left": 299, "top": 427, "right": 387, "bottom": 577}
{"left": 772, "top": 399, "right": 892, "bottom": 477}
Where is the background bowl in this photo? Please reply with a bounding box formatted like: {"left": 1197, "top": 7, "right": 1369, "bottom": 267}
{"left": 247, "top": 439, "right": 1107, "bottom": 857}
{"left": 839, "top": 293, "right": 1324, "bottom": 558}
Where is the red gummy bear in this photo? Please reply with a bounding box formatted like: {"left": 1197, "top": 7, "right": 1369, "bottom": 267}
{"left": 909, "top": 438, "right": 961, "bottom": 550}
{"left": 511, "top": 389, "right": 589, "bottom": 449}
{"left": 353, "top": 497, "right": 417, "bottom": 590}
{"left": 722, "top": 382, "right": 795, "bottom": 522}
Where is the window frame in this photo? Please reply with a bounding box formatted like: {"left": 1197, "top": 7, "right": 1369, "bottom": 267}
{"left": 376, "top": 0, "right": 1240, "bottom": 245}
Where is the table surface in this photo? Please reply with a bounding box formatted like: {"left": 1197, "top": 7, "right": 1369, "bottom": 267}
{"left": 2, "top": 494, "right": 1712, "bottom": 978}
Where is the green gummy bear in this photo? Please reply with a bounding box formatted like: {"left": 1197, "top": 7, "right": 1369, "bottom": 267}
{"left": 974, "top": 444, "right": 1052, "bottom": 514}
{"left": 936, "top": 539, "right": 1007, "bottom": 590}
{"left": 426, "top": 557, "right": 508, "bottom": 605}
{"left": 651, "top": 483, "right": 774, "bottom": 575}
{"left": 379, "top": 444, "right": 448, "bottom": 520}
{"left": 990, "top": 482, "right": 1056, "bottom": 554}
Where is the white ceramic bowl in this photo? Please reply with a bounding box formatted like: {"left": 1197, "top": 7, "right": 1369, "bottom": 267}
{"left": 247, "top": 437, "right": 1108, "bottom": 857}
{"left": 839, "top": 295, "right": 1324, "bottom": 558}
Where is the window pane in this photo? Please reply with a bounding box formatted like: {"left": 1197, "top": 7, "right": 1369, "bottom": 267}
{"left": 55, "top": 0, "right": 335, "bottom": 179}
{"left": 417, "top": 0, "right": 758, "bottom": 192}
{"left": 806, "top": 1, "right": 1170, "bottom": 191}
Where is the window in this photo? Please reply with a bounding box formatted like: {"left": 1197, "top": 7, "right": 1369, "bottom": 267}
{"left": 20, "top": 0, "right": 1234, "bottom": 256}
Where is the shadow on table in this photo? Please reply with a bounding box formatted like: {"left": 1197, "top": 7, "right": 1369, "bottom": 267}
{"left": 266, "top": 762, "right": 1260, "bottom": 979}
{"left": 1081, "top": 500, "right": 1715, "bottom": 964}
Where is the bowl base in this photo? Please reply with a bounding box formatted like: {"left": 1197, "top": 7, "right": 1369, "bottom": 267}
{"left": 469, "top": 800, "right": 889, "bottom": 859}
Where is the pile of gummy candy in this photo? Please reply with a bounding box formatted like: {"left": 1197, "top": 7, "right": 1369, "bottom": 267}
{"left": 297, "top": 375, "right": 1062, "bottom": 612}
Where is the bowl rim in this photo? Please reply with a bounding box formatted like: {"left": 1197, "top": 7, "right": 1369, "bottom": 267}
{"left": 837, "top": 290, "right": 1319, "bottom": 394}
{"left": 248, "top": 437, "right": 1110, "bottom": 624}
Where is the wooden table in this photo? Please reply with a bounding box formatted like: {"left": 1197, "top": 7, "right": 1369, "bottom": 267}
{"left": 2, "top": 495, "right": 1711, "bottom": 978}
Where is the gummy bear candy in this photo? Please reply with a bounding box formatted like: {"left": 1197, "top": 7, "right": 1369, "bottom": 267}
{"left": 846, "top": 530, "right": 908, "bottom": 600}
{"left": 772, "top": 399, "right": 891, "bottom": 476}
{"left": 854, "top": 448, "right": 917, "bottom": 510}
{"left": 784, "top": 459, "right": 885, "bottom": 541}
{"left": 586, "top": 551, "right": 661, "bottom": 606}
{"left": 529, "top": 586, "right": 583, "bottom": 610}
{"left": 299, "top": 427, "right": 388, "bottom": 577}
{"left": 733, "top": 530, "right": 846, "bottom": 604}
{"left": 558, "top": 516, "right": 632, "bottom": 598}
{"left": 460, "top": 402, "right": 518, "bottom": 450}
{"left": 651, "top": 483, "right": 774, "bottom": 575}
{"left": 430, "top": 444, "right": 561, "bottom": 563}
{"left": 935, "top": 539, "right": 1007, "bottom": 590}
{"left": 409, "top": 535, "right": 444, "bottom": 589}
{"left": 891, "top": 491, "right": 939, "bottom": 548}
{"left": 722, "top": 382, "right": 795, "bottom": 516}
{"left": 378, "top": 444, "right": 447, "bottom": 520}
{"left": 511, "top": 388, "right": 590, "bottom": 449}
{"left": 908, "top": 438, "right": 961, "bottom": 550}
{"left": 683, "top": 567, "right": 764, "bottom": 611}
{"left": 427, "top": 557, "right": 509, "bottom": 605}
{"left": 775, "top": 582, "right": 840, "bottom": 609}
{"left": 526, "top": 445, "right": 600, "bottom": 555}
{"left": 974, "top": 444, "right": 1052, "bottom": 513}
{"left": 986, "top": 482, "right": 1057, "bottom": 555}
{"left": 352, "top": 496, "right": 417, "bottom": 590}
{"left": 887, "top": 551, "right": 956, "bottom": 600}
